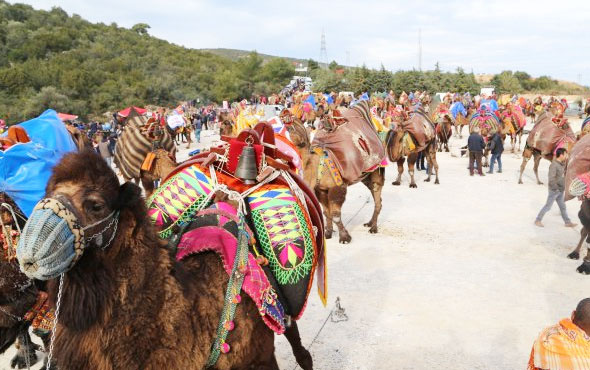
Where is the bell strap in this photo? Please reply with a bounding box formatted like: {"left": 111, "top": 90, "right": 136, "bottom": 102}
{"left": 205, "top": 214, "right": 249, "bottom": 368}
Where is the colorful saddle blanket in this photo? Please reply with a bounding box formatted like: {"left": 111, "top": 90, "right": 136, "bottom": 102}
{"left": 527, "top": 114, "right": 576, "bottom": 156}
{"left": 177, "top": 202, "right": 286, "bottom": 334}
{"left": 147, "top": 163, "right": 322, "bottom": 320}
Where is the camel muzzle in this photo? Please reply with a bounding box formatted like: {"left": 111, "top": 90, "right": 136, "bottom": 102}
{"left": 17, "top": 198, "right": 83, "bottom": 280}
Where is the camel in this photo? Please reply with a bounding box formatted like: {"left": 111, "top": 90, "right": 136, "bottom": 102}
{"left": 284, "top": 114, "right": 385, "bottom": 244}
{"left": 454, "top": 107, "right": 475, "bottom": 139}
{"left": 140, "top": 148, "right": 177, "bottom": 197}
{"left": 500, "top": 115, "right": 524, "bottom": 153}
{"left": 114, "top": 119, "right": 176, "bottom": 194}
{"left": 386, "top": 110, "right": 440, "bottom": 188}
{"left": 435, "top": 114, "right": 453, "bottom": 152}
{"left": 518, "top": 113, "right": 576, "bottom": 184}
{"left": 16, "top": 149, "right": 312, "bottom": 370}
{"left": 0, "top": 196, "right": 51, "bottom": 369}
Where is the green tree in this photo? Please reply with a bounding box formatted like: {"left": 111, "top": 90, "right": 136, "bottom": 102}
{"left": 307, "top": 59, "right": 319, "bottom": 71}
{"left": 131, "top": 23, "right": 150, "bottom": 36}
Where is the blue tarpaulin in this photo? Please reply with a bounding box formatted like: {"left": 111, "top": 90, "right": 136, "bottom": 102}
{"left": 450, "top": 101, "right": 467, "bottom": 119}
{"left": 0, "top": 109, "right": 77, "bottom": 216}
{"left": 304, "top": 94, "right": 316, "bottom": 109}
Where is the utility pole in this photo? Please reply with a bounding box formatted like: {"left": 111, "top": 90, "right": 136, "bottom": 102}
{"left": 418, "top": 28, "right": 422, "bottom": 71}
{"left": 320, "top": 29, "right": 328, "bottom": 68}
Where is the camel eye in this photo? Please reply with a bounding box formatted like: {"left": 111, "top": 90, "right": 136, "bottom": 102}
{"left": 85, "top": 200, "right": 104, "bottom": 213}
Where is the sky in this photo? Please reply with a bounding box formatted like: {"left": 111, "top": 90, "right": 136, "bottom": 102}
{"left": 12, "top": 0, "right": 590, "bottom": 85}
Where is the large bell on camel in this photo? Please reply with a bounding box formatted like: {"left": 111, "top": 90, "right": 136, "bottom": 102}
{"left": 235, "top": 142, "right": 258, "bottom": 184}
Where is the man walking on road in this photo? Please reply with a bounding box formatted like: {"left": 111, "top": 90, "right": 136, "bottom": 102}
{"left": 535, "top": 148, "right": 576, "bottom": 227}
{"left": 468, "top": 126, "right": 485, "bottom": 176}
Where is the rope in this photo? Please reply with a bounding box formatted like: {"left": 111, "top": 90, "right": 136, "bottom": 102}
{"left": 46, "top": 273, "right": 64, "bottom": 370}
{"left": 290, "top": 297, "right": 348, "bottom": 370}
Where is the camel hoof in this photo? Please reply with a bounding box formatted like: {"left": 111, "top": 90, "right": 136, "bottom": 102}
{"left": 577, "top": 262, "right": 590, "bottom": 274}
{"left": 568, "top": 251, "right": 580, "bottom": 260}
{"left": 392, "top": 181, "right": 401, "bottom": 186}
{"left": 324, "top": 230, "right": 333, "bottom": 239}
{"left": 435, "top": 179, "right": 440, "bottom": 184}
{"left": 339, "top": 234, "right": 352, "bottom": 244}
{"left": 369, "top": 225, "right": 378, "bottom": 234}
{"left": 409, "top": 183, "right": 418, "bottom": 188}
{"left": 518, "top": 180, "right": 523, "bottom": 184}
{"left": 294, "top": 348, "right": 313, "bottom": 370}
{"left": 11, "top": 351, "right": 38, "bottom": 369}
{"left": 424, "top": 178, "right": 430, "bottom": 182}
{"left": 537, "top": 181, "right": 544, "bottom": 185}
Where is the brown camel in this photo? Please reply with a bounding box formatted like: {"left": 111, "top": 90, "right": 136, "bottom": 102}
{"left": 500, "top": 115, "right": 524, "bottom": 153}
{"left": 454, "top": 107, "right": 475, "bottom": 139}
{"left": 386, "top": 110, "right": 440, "bottom": 188}
{"left": 141, "top": 148, "right": 177, "bottom": 197}
{"left": 435, "top": 114, "right": 453, "bottom": 152}
{"left": 518, "top": 113, "right": 576, "bottom": 184}
{"left": 285, "top": 117, "right": 384, "bottom": 244}
{"left": 17, "top": 150, "right": 312, "bottom": 370}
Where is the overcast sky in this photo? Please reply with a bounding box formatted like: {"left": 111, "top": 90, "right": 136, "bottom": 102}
{"left": 12, "top": 0, "right": 590, "bottom": 85}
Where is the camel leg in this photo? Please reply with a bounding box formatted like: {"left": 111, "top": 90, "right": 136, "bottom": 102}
{"left": 577, "top": 238, "right": 590, "bottom": 274}
{"left": 568, "top": 228, "right": 588, "bottom": 260}
{"left": 362, "top": 168, "right": 384, "bottom": 233}
{"left": 459, "top": 125, "right": 463, "bottom": 139}
{"left": 328, "top": 186, "right": 351, "bottom": 244}
{"left": 424, "top": 146, "right": 440, "bottom": 184}
{"left": 317, "top": 189, "right": 333, "bottom": 239}
{"left": 518, "top": 150, "right": 532, "bottom": 184}
{"left": 533, "top": 154, "right": 543, "bottom": 185}
{"left": 11, "top": 330, "right": 39, "bottom": 369}
{"left": 392, "top": 158, "right": 404, "bottom": 186}
{"left": 284, "top": 321, "right": 313, "bottom": 370}
{"left": 408, "top": 153, "right": 418, "bottom": 188}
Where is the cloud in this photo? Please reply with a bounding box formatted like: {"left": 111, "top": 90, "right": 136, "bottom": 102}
{"left": 11, "top": 0, "right": 590, "bottom": 85}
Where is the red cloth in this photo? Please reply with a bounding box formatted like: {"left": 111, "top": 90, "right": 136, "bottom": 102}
{"left": 57, "top": 113, "right": 78, "bottom": 121}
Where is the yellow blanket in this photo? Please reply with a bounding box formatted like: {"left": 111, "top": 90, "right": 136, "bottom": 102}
{"left": 528, "top": 319, "right": 590, "bottom": 370}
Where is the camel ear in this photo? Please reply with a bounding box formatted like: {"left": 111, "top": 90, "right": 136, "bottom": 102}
{"left": 115, "top": 181, "right": 142, "bottom": 210}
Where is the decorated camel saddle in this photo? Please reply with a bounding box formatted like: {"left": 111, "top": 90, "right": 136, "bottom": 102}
{"left": 432, "top": 103, "right": 453, "bottom": 124}
{"left": 114, "top": 113, "right": 176, "bottom": 180}
{"left": 527, "top": 113, "right": 576, "bottom": 157}
{"left": 469, "top": 108, "right": 500, "bottom": 137}
{"left": 146, "top": 122, "right": 326, "bottom": 336}
{"left": 311, "top": 101, "right": 386, "bottom": 184}
{"left": 398, "top": 107, "right": 435, "bottom": 153}
{"left": 500, "top": 104, "right": 527, "bottom": 134}
{"left": 565, "top": 134, "right": 590, "bottom": 201}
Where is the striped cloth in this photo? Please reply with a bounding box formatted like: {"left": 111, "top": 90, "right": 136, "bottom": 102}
{"left": 528, "top": 319, "right": 590, "bottom": 370}
{"left": 114, "top": 115, "right": 175, "bottom": 180}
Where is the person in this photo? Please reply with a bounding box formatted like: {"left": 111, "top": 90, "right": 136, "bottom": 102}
{"left": 528, "top": 298, "right": 590, "bottom": 369}
{"left": 192, "top": 113, "right": 202, "bottom": 143}
{"left": 467, "top": 126, "right": 485, "bottom": 176}
{"left": 487, "top": 131, "right": 504, "bottom": 174}
{"left": 535, "top": 148, "right": 576, "bottom": 227}
{"left": 97, "top": 134, "right": 112, "bottom": 167}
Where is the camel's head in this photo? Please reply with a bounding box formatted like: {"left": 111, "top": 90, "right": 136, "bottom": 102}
{"left": 17, "top": 150, "right": 142, "bottom": 280}
{"left": 282, "top": 109, "right": 309, "bottom": 149}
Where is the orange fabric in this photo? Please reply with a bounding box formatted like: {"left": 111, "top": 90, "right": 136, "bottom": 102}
{"left": 528, "top": 319, "right": 590, "bottom": 370}
{"left": 7, "top": 126, "right": 30, "bottom": 144}
{"left": 141, "top": 152, "right": 156, "bottom": 172}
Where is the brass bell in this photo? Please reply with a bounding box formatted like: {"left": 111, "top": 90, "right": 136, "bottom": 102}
{"left": 235, "top": 141, "right": 258, "bottom": 184}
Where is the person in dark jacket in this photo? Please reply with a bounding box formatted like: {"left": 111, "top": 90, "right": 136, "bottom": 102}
{"left": 535, "top": 148, "right": 576, "bottom": 227}
{"left": 467, "top": 126, "right": 486, "bottom": 176}
{"left": 487, "top": 132, "right": 504, "bottom": 174}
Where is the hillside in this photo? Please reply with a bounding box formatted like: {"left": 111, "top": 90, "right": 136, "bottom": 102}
{"left": 0, "top": 2, "right": 295, "bottom": 123}
{"left": 201, "top": 48, "right": 308, "bottom": 66}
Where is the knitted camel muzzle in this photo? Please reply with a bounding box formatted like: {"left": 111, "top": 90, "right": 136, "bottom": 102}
{"left": 17, "top": 197, "right": 116, "bottom": 280}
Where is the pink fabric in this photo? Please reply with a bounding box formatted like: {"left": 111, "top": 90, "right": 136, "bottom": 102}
{"left": 275, "top": 135, "right": 303, "bottom": 175}
{"left": 176, "top": 206, "right": 286, "bottom": 334}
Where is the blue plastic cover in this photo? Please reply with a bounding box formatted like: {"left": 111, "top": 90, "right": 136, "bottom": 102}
{"left": 0, "top": 109, "right": 77, "bottom": 217}
{"left": 450, "top": 101, "right": 467, "bottom": 119}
